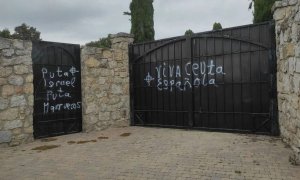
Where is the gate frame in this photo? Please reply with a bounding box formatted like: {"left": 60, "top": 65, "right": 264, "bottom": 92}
{"left": 129, "top": 21, "right": 279, "bottom": 136}
{"left": 32, "top": 40, "right": 83, "bottom": 139}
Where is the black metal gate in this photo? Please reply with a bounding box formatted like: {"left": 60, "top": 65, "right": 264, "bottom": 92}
{"left": 129, "top": 22, "right": 278, "bottom": 135}
{"left": 32, "top": 41, "right": 82, "bottom": 138}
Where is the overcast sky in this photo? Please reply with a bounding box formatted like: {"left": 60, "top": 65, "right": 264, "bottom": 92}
{"left": 0, "top": 0, "right": 253, "bottom": 45}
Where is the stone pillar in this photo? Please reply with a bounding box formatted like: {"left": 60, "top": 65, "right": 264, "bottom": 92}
{"left": 111, "top": 32, "right": 134, "bottom": 50}
{"left": 273, "top": 0, "right": 300, "bottom": 165}
{"left": 0, "top": 37, "right": 34, "bottom": 147}
{"left": 81, "top": 33, "right": 134, "bottom": 132}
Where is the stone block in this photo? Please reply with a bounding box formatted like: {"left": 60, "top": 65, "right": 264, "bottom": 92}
{"left": 15, "top": 86, "right": 23, "bottom": 94}
{"left": 1, "top": 85, "right": 15, "bottom": 97}
{"left": 284, "top": 28, "right": 291, "bottom": 42}
{"left": 99, "top": 77, "right": 107, "bottom": 85}
{"left": 288, "top": 57, "right": 296, "bottom": 74}
{"left": 8, "top": 75, "right": 24, "bottom": 86}
{"left": 85, "top": 57, "right": 100, "bottom": 68}
{"left": 0, "top": 108, "right": 18, "bottom": 120}
{"left": 108, "top": 60, "right": 117, "bottom": 68}
{"left": 0, "top": 97, "right": 9, "bottom": 110}
{"left": 114, "top": 50, "right": 123, "bottom": 61}
{"left": 289, "top": 0, "right": 298, "bottom": 6}
{"left": 23, "top": 83, "right": 33, "bottom": 94}
{"left": 291, "top": 23, "right": 299, "bottom": 43}
{"left": 295, "top": 12, "right": 300, "bottom": 22}
{"left": 86, "top": 115, "right": 98, "bottom": 124}
{"left": 2, "top": 49, "right": 14, "bottom": 57}
{"left": 85, "top": 103, "right": 98, "bottom": 114}
{"left": 25, "top": 74, "right": 33, "bottom": 83}
{"left": 283, "top": 43, "right": 295, "bottom": 58}
{"left": 0, "top": 57, "right": 14, "bottom": 66}
{"left": 99, "top": 69, "right": 112, "bottom": 77}
{"left": 108, "top": 96, "right": 120, "bottom": 105}
{"left": 103, "top": 50, "right": 112, "bottom": 59}
{"left": 15, "top": 50, "right": 30, "bottom": 56}
{"left": 24, "top": 127, "right": 33, "bottom": 134}
{"left": 0, "top": 78, "right": 7, "bottom": 85}
{"left": 99, "top": 112, "right": 110, "bottom": 121}
{"left": 12, "top": 128, "right": 21, "bottom": 134}
{"left": 0, "top": 67, "right": 13, "bottom": 77}
{"left": 18, "top": 56, "right": 32, "bottom": 65}
{"left": 4, "top": 120, "right": 22, "bottom": 130}
{"left": 28, "top": 95, "right": 34, "bottom": 106}
{"left": 273, "top": 8, "right": 286, "bottom": 20}
{"left": 0, "top": 38, "right": 11, "bottom": 49}
{"left": 82, "top": 46, "right": 96, "bottom": 55}
{"left": 0, "top": 131, "right": 12, "bottom": 143}
{"left": 111, "top": 84, "right": 122, "bottom": 94}
{"left": 13, "top": 39, "right": 24, "bottom": 49}
{"left": 296, "top": 45, "right": 300, "bottom": 58}
{"left": 111, "top": 111, "right": 121, "bottom": 120}
{"left": 10, "top": 95, "right": 27, "bottom": 107}
{"left": 296, "top": 60, "right": 300, "bottom": 73}
{"left": 99, "top": 58, "right": 108, "bottom": 68}
{"left": 113, "top": 120, "right": 128, "bottom": 127}
{"left": 14, "top": 65, "right": 29, "bottom": 74}
{"left": 119, "top": 72, "right": 128, "bottom": 77}
{"left": 24, "top": 41, "right": 32, "bottom": 50}
{"left": 95, "top": 91, "right": 107, "bottom": 98}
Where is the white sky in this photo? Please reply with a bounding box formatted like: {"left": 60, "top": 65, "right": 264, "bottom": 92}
{"left": 0, "top": 0, "right": 253, "bottom": 45}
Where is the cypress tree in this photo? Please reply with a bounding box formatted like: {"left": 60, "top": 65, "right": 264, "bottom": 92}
{"left": 212, "top": 22, "right": 222, "bottom": 30}
{"left": 125, "top": 0, "right": 155, "bottom": 43}
{"left": 250, "top": 0, "right": 276, "bottom": 23}
{"left": 184, "top": 29, "right": 194, "bottom": 36}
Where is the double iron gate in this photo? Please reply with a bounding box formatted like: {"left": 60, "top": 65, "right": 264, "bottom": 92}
{"left": 129, "top": 22, "right": 278, "bottom": 135}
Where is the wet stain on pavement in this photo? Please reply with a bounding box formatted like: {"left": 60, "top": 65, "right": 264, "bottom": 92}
{"left": 32, "top": 145, "right": 60, "bottom": 151}
{"left": 41, "top": 138, "right": 58, "bottom": 142}
{"left": 120, "top": 133, "right": 131, "bottom": 137}
{"left": 76, "top": 140, "right": 97, "bottom": 144}
{"left": 98, "top": 136, "right": 109, "bottom": 139}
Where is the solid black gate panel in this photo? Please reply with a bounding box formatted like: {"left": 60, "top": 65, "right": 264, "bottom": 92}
{"left": 32, "top": 41, "right": 82, "bottom": 138}
{"left": 129, "top": 22, "right": 278, "bottom": 135}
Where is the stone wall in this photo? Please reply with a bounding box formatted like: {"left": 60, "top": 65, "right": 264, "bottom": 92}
{"left": 273, "top": 0, "right": 300, "bottom": 164}
{"left": 0, "top": 33, "right": 133, "bottom": 147}
{"left": 81, "top": 33, "right": 133, "bottom": 132}
{"left": 0, "top": 38, "right": 34, "bottom": 146}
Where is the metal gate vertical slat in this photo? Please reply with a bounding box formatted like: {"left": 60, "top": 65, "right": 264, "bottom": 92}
{"left": 129, "top": 22, "right": 278, "bottom": 135}
{"left": 32, "top": 41, "right": 82, "bottom": 138}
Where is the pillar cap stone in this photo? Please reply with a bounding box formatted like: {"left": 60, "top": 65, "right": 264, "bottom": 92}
{"left": 110, "top": 33, "right": 134, "bottom": 39}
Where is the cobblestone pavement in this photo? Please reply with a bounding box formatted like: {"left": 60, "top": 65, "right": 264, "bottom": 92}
{"left": 0, "top": 127, "right": 299, "bottom": 180}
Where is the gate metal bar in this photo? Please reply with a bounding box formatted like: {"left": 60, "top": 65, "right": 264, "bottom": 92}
{"left": 129, "top": 21, "right": 278, "bottom": 135}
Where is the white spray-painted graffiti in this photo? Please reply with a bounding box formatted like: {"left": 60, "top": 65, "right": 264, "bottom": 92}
{"left": 41, "top": 66, "right": 81, "bottom": 114}
{"left": 144, "top": 60, "right": 225, "bottom": 91}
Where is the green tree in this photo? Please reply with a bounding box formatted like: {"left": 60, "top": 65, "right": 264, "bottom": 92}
{"left": 12, "top": 23, "right": 41, "bottom": 41}
{"left": 249, "top": 0, "right": 277, "bottom": 23}
{"left": 85, "top": 34, "right": 112, "bottom": 48}
{"left": 0, "top": 28, "right": 12, "bottom": 38}
{"left": 184, "top": 29, "right": 194, "bottom": 36}
{"left": 124, "top": 0, "right": 155, "bottom": 43}
{"left": 213, "top": 22, "right": 222, "bottom": 30}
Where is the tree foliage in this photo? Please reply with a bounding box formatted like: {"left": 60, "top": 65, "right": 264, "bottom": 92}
{"left": 124, "top": 0, "right": 155, "bottom": 43}
{"left": 12, "top": 23, "right": 41, "bottom": 41}
{"left": 0, "top": 28, "right": 11, "bottom": 38}
{"left": 85, "top": 34, "right": 112, "bottom": 48}
{"left": 184, "top": 29, "right": 194, "bottom": 36}
{"left": 0, "top": 23, "right": 41, "bottom": 41}
{"left": 213, "top": 22, "right": 222, "bottom": 30}
{"left": 249, "top": 0, "right": 277, "bottom": 23}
